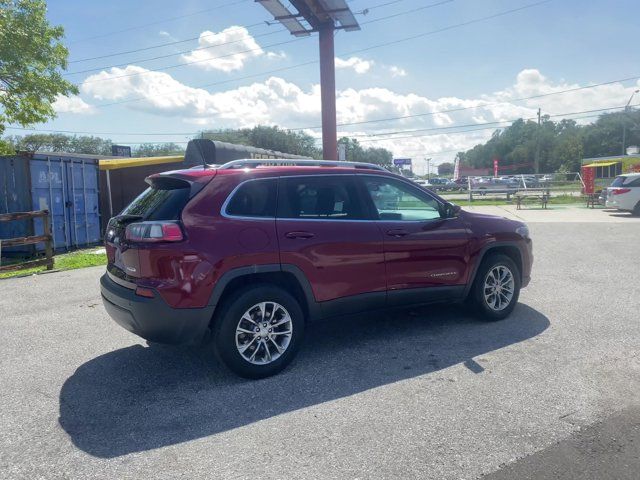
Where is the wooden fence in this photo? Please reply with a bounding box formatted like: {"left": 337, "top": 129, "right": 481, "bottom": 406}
{"left": 0, "top": 210, "right": 54, "bottom": 273}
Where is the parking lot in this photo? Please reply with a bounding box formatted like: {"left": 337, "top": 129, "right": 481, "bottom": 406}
{"left": 1, "top": 215, "right": 639, "bottom": 479}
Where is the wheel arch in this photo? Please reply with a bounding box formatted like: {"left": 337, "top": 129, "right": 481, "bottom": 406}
{"left": 463, "top": 242, "right": 524, "bottom": 299}
{"left": 207, "top": 264, "right": 320, "bottom": 328}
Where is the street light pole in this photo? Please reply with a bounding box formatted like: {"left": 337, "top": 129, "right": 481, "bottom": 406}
{"left": 622, "top": 89, "right": 639, "bottom": 155}
{"left": 426, "top": 157, "right": 432, "bottom": 181}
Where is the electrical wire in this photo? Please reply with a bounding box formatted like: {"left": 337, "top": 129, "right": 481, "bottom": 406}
{"left": 71, "top": 0, "right": 456, "bottom": 82}
{"left": 68, "top": 0, "right": 413, "bottom": 64}
{"left": 82, "top": 0, "right": 553, "bottom": 108}
{"left": 67, "top": 0, "right": 251, "bottom": 45}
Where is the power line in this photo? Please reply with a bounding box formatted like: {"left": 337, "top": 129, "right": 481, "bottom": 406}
{"left": 6, "top": 105, "right": 633, "bottom": 145}
{"left": 68, "top": 24, "right": 273, "bottom": 64}
{"left": 72, "top": 0, "right": 455, "bottom": 82}
{"left": 84, "top": 0, "right": 551, "bottom": 108}
{"left": 295, "top": 75, "right": 640, "bottom": 130}
{"left": 352, "top": 105, "right": 635, "bottom": 140}
{"left": 68, "top": 0, "right": 411, "bottom": 64}
{"left": 67, "top": 0, "right": 251, "bottom": 45}
{"left": 67, "top": 33, "right": 308, "bottom": 78}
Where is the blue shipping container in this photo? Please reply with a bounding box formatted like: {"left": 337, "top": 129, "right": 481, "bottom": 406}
{"left": 0, "top": 153, "right": 102, "bottom": 252}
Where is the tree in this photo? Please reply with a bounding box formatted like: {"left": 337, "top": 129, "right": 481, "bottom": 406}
{"left": 9, "top": 133, "right": 113, "bottom": 154}
{"left": 133, "top": 143, "right": 184, "bottom": 157}
{"left": 338, "top": 137, "right": 393, "bottom": 168}
{"left": 457, "top": 109, "right": 640, "bottom": 174}
{"left": 437, "top": 162, "right": 454, "bottom": 176}
{"left": 202, "top": 126, "right": 321, "bottom": 158}
{"left": 0, "top": 0, "right": 77, "bottom": 135}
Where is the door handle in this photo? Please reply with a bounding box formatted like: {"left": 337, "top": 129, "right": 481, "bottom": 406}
{"left": 285, "top": 231, "right": 315, "bottom": 239}
{"left": 386, "top": 229, "right": 409, "bottom": 238}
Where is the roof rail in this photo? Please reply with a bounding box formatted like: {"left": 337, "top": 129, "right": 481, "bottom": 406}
{"left": 217, "top": 159, "right": 388, "bottom": 172}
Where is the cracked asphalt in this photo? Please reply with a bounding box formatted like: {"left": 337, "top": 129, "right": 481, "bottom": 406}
{"left": 1, "top": 221, "right": 639, "bottom": 479}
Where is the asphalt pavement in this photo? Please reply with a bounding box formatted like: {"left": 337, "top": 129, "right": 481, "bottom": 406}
{"left": 1, "top": 220, "right": 639, "bottom": 479}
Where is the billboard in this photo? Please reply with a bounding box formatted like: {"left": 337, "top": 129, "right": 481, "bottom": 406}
{"left": 393, "top": 158, "right": 412, "bottom": 167}
{"left": 111, "top": 145, "right": 132, "bottom": 157}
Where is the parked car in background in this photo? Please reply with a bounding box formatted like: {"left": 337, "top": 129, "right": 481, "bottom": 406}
{"left": 425, "top": 177, "right": 459, "bottom": 191}
{"left": 472, "top": 177, "right": 518, "bottom": 192}
{"left": 101, "top": 160, "right": 533, "bottom": 379}
{"left": 605, "top": 173, "right": 640, "bottom": 215}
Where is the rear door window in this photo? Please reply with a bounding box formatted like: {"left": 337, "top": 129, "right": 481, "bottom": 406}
{"left": 277, "top": 176, "right": 366, "bottom": 220}
{"left": 225, "top": 179, "right": 277, "bottom": 218}
{"left": 120, "top": 186, "right": 190, "bottom": 220}
{"left": 610, "top": 176, "right": 626, "bottom": 187}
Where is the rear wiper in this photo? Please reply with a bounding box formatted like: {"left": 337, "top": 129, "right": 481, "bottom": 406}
{"left": 111, "top": 214, "right": 143, "bottom": 224}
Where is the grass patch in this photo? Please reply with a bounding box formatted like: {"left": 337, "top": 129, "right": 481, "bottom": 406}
{"left": 0, "top": 248, "right": 107, "bottom": 279}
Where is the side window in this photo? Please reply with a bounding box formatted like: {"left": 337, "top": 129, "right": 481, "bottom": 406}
{"left": 363, "top": 177, "right": 443, "bottom": 221}
{"left": 627, "top": 177, "right": 640, "bottom": 187}
{"left": 277, "top": 176, "right": 366, "bottom": 220}
{"left": 225, "top": 179, "right": 277, "bottom": 218}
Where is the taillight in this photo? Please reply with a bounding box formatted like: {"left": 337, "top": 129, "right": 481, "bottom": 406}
{"left": 125, "top": 221, "right": 184, "bottom": 242}
{"left": 610, "top": 188, "right": 631, "bottom": 195}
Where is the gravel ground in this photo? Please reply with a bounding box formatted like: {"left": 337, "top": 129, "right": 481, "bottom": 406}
{"left": 0, "top": 222, "right": 638, "bottom": 479}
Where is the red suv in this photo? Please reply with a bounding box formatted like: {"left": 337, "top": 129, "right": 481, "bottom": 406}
{"left": 101, "top": 159, "right": 532, "bottom": 378}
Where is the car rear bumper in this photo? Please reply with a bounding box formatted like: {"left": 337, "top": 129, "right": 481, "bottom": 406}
{"left": 100, "top": 273, "right": 214, "bottom": 345}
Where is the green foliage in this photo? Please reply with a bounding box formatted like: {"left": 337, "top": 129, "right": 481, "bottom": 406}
{"left": 7, "top": 133, "right": 113, "bottom": 155}
{"left": 0, "top": 138, "right": 15, "bottom": 154}
{"left": 0, "top": 0, "right": 77, "bottom": 131}
{"left": 133, "top": 143, "right": 184, "bottom": 157}
{"left": 457, "top": 110, "right": 640, "bottom": 173}
{"left": 202, "top": 126, "right": 321, "bottom": 158}
{"left": 437, "top": 162, "right": 454, "bottom": 176}
{"left": 337, "top": 137, "right": 393, "bottom": 167}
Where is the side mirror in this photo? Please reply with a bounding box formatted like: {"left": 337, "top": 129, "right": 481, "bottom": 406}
{"left": 444, "top": 202, "right": 461, "bottom": 218}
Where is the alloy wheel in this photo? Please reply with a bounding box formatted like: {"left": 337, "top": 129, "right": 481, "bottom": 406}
{"left": 235, "top": 302, "right": 293, "bottom": 365}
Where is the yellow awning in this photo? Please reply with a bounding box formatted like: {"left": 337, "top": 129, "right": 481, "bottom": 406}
{"left": 99, "top": 155, "right": 185, "bottom": 171}
{"left": 582, "top": 161, "right": 620, "bottom": 168}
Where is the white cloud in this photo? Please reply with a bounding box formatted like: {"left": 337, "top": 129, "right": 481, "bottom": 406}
{"left": 388, "top": 66, "right": 407, "bottom": 78}
{"left": 52, "top": 95, "right": 95, "bottom": 114}
{"left": 158, "top": 30, "right": 178, "bottom": 41}
{"left": 80, "top": 66, "right": 640, "bottom": 166}
{"left": 181, "top": 27, "right": 270, "bottom": 72}
{"left": 335, "top": 56, "right": 374, "bottom": 74}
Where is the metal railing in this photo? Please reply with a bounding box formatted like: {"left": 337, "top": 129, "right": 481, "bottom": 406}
{"left": 0, "top": 210, "right": 54, "bottom": 273}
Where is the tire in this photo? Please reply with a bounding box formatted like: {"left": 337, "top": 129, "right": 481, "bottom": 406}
{"left": 468, "top": 254, "right": 521, "bottom": 321}
{"left": 632, "top": 201, "right": 640, "bottom": 217}
{"left": 212, "top": 284, "right": 305, "bottom": 379}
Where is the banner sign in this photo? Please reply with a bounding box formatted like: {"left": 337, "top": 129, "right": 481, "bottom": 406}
{"left": 493, "top": 158, "right": 499, "bottom": 177}
{"left": 112, "top": 145, "right": 132, "bottom": 157}
{"left": 453, "top": 158, "right": 460, "bottom": 181}
{"left": 393, "top": 158, "right": 412, "bottom": 166}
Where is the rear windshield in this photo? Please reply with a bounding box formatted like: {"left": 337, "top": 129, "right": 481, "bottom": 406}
{"left": 610, "top": 176, "right": 626, "bottom": 187}
{"left": 120, "top": 186, "right": 190, "bottom": 220}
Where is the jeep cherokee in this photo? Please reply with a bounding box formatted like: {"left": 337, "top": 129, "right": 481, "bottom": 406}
{"left": 101, "top": 159, "right": 532, "bottom": 379}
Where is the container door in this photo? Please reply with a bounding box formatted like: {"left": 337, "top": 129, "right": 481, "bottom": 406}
{"left": 65, "top": 159, "right": 101, "bottom": 248}
{"left": 30, "top": 158, "right": 68, "bottom": 250}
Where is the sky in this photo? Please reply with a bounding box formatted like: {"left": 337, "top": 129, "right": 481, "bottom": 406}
{"left": 8, "top": 0, "right": 640, "bottom": 174}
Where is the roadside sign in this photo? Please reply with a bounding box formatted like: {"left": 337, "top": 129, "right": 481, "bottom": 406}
{"left": 393, "top": 158, "right": 412, "bottom": 166}
{"left": 111, "top": 145, "right": 132, "bottom": 157}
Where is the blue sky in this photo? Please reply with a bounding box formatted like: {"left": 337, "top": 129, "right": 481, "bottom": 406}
{"left": 9, "top": 0, "right": 640, "bottom": 172}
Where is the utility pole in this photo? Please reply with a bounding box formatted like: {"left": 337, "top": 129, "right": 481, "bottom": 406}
{"left": 534, "top": 108, "right": 541, "bottom": 174}
{"left": 426, "top": 158, "right": 432, "bottom": 181}
{"left": 622, "top": 89, "right": 639, "bottom": 155}
{"left": 319, "top": 24, "right": 338, "bottom": 160}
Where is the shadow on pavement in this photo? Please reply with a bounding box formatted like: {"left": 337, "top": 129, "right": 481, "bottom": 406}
{"left": 59, "top": 303, "right": 549, "bottom": 458}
